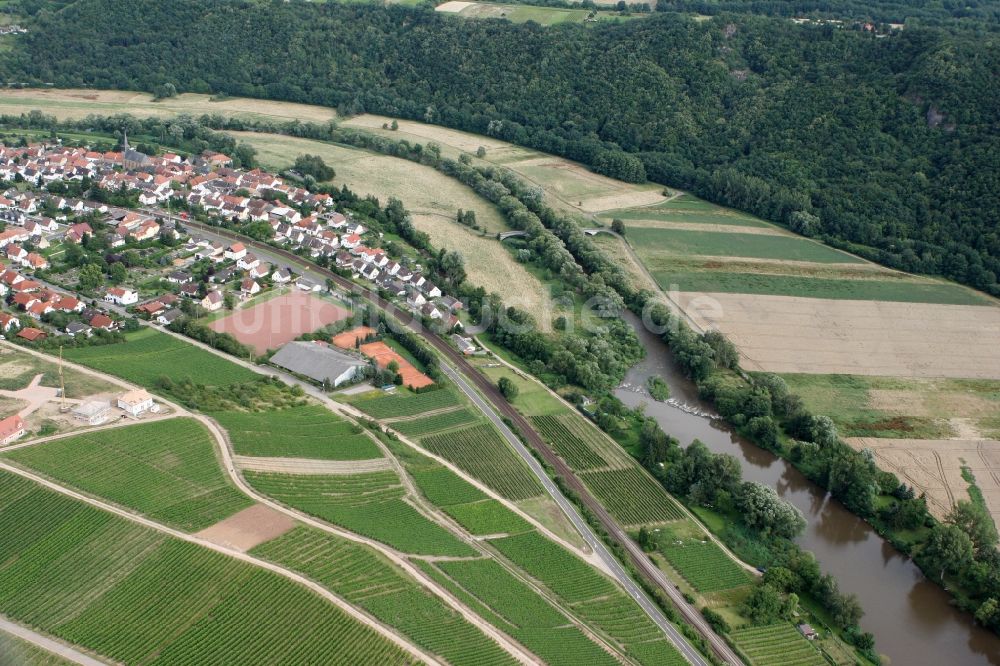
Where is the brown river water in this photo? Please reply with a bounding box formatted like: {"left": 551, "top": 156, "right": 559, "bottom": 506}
{"left": 615, "top": 312, "right": 1000, "bottom": 665}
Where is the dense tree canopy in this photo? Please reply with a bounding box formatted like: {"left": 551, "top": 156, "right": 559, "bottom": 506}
{"left": 3, "top": 0, "right": 999, "bottom": 294}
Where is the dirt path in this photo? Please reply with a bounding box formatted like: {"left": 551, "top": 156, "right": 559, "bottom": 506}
{"left": 233, "top": 455, "right": 392, "bottom": 475}
{"left": 0, "top": 617, "right": 109, "bottom": 666}
{"left": 0, "top": 460, "right": 440, "bottom": 666}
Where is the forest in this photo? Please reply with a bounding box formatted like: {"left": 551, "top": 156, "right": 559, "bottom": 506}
{"left": 1, "top": 0, "right": 998, "bottom": 295}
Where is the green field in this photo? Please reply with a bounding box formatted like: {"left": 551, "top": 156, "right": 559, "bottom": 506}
{"left": 4, "top": 418, "right": 251, "bottom": 531}
{"left": 658, "top": 539, "right": 751, "bottom": 592}
{"left": 435, "top": 559, "right": 620, "bottom": 666}
{"left": 0, "top": 347, "right": 114, "bottom": 399}
{"left": 422, "top": 425, "right": 543, "bottom": 501}
{"left": 0, "top": 472, "right": 415, "bottom": 665}
{"left": 580, "top": 468, "right": 684, "bottom": 525}
{"left": 531, "top": 414, "right": 610, "bottom": 470}
{"left": 212, "top": 404, "right": 382, "bottom": 459}
{"left": 647, "top": 269, "right": 988, "bottom": 305}
{"left": 244, "top": 470, "right": 475, "bottom": 556}
{"left": 443, "top": 2, "right": 646, "bottom": 26}
{"left": 601, "top": 197, "right": 771, "bottom": 228}
{"left": 349, "top": 388, "right": 461, "bottom": 419}
{"left": 64, "top": 328, "right": 257, "bottom": 388}
{"left": 487, "top": 531, "right": 615, "bottom": 603}
{"left": 630, "top": 228, "right": 863, "bottom": 264}
{"left": 0, "top": 631, "right": 72, "bottom": 666}
{"left": 392, "top": 408, "right": 481, "bottom": 437}
{"left": 730, "top": 624, "right": 826, "bottom": 666}
{"left": 252, "top": 526, "right": 515, "bottom": 666}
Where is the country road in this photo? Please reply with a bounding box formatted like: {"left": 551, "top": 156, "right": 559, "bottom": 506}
{"left": 168, "top": 215, "right": 739, "bottom": 665}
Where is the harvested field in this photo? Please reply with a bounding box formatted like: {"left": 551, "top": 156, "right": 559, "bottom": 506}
{"left": 435, "top": 0, "right": 475, "bottom": 11}
{"left": 683, "top": 293, "right": 1000, "bottom": 378}
{"left": 195, "top": 503, "right": 296, "bottom": 552}
{"left": 629, "top": 227, "right": 864, "bottom": 264}
{"left": 846, "top": 437, "right": 1000, "bottom": 527}
{"left": 359, "top": 341, "right": 433, "bottom": 389}
{"left": 209, "top": 292, "right": 351, "bottom": 354}
{"left": 0, "top": 89, "right": 338, "bottom": 123}
{"left": 618, "top": 220, "right": 786, "bottom": 235}
{"left": 233, "top": 455, "right": 392, "bottom": 475}
{"left": 409, "top": 214, "right": 550, "bottom": 314}
{"left": 231, "top": 131, "right": 511, "bottom": 234}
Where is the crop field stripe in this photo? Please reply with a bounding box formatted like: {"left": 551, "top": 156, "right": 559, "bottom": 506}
{"left": 409, "top": 466, "right": 489, "bottom": 507}
{"left": 353, "top": 389, "right": 461, "bottom": 419}
{"left": 648, "top": 269, "right": 989, "bottom": 305}
{"left": 3, "top": 418, "right": 253, "bottom": 532}
{"left": 63, "top": 328, "right": 257, "bottom": 388}
{"left": 244, "top": 471, "right": 477, "bottom": 556}
{"left": 441, "top": 500, "right": 533, "bottom": 536}
{"left": 252, "top": 527, "right": 516, "bottom": 666}
{"left": 0, "top": 471, "right": 415, "bottom": 665}
{"left": 422, "top": 425, "right": 543, "bottom": 501}
{"left": 659, "top": 540, "right": 751, "bottom": 592}
{"left": 212, "top": 404, "right": 382, "bottom": 460}
{"left": 629, "top": 227, "right": 864, "bottom": 264}
{"left": 579, "top": 468, "right": 684, "bottom": 525}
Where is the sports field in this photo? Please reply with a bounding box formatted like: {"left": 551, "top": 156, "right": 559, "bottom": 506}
{"left": 209, "top": 292, "right": 351, "bottom": 354}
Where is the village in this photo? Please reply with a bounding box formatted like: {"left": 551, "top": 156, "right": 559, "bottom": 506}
{"left": 0, "top": 137, "right": 475, "bottom": 398}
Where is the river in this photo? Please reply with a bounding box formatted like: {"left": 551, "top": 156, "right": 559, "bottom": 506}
{"left": 616, "top": 312, "right": 1000, "bottom": 665}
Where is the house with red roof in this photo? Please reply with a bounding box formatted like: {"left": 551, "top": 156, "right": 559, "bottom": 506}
{"left": 0, "top": 414, "right": 25, "bottom": 446}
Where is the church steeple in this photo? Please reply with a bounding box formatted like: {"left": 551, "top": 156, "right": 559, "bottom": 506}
{"left": 122, "top": 128, "right": 129, "bottom": 150}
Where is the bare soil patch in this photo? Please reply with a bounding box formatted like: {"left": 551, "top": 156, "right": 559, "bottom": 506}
{"left": 684, "top": 293, "right": 1000, "bottom": 379}
{"left": 195, "top": 503, "right": 297, "bottom": 551}
{"left": 209, "top": 292, "right": 350, "bottom": 354}
{"left": 847, "top": 437, "right": 1000, "bottom": 526}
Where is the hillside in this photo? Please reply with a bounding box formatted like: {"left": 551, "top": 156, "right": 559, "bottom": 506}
{"left": 2, "top": 0, "right": 999, "bottom": 296}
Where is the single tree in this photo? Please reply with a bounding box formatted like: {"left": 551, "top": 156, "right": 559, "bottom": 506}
{"left": 498, "top": 376, "right": 519, "bottom": 401}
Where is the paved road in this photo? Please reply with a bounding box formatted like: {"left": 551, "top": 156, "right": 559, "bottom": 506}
{"left": 0, "top": 618, "right": 107, "bottom": 666}
{"left": 166, "top": 217, "right": 739, "bottom": 665}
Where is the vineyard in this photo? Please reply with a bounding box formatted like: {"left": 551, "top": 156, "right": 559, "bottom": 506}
{"left": 0, "top": 472, "right": 416, "bottom": 665}
{"left": 443, "top": 500, "right": 533, "bottom": 536}
{"left": 659, "top": 539, "right": 751, "bottom": 593}
{"left": 730, "top": 624, "right": 827, "bottom": 666}
{"left": 64, "top": 328, "right": 257, "bottom": 389}
{"left": 409, "top": 465, "right": 488, "bottom": 507}
{"left": 579, "top": 468, "right": 684, "bottom": 525}
{"left": 530, "top": 414, "right": 611, "bottom": 470}
{"left": 351, "top": 388, "right": 461, "bottom": 419}
{"left": 487, "top": 531, "right": 616, "bottom": 603}
{"left": 392, "top": 408, "right": 481, "bottom": 438}
{"left": 212, "top": 404, "right": 382, "bottom": 460}
{"left": 251, "top": 526, "right": 515, "bottom": 666}
{"left": 244, "top": 470, "right": 476, "bottom": 556}
{"left": 486, "top": 531, "right": 686, "bottom": 666}
{"left": 435, "top": 559, "right": 620, "bottom": 666}
{"left": 422, "top": 425, "right": 543, "bottom": 501}
{"left": 4, "top": 418, "right": 252, "bottom": 531}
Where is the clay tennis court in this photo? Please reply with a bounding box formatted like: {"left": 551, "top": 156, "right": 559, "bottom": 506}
{"left": 209, "top": 292, "right": 351, "bottom": 354}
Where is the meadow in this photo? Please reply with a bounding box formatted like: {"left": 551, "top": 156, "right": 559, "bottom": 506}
{"left": 0, "top": 631, "right": 71, "bottom": 666}
{"left": 729, "top": 624, "right": 826, "bottom": 666}
{"left": 0, "top": 346, "right": 115, "bottom": 399}
{"left": 600, "top": 196, "right": 770, "bottom": 227}
{"left": 251, "top": 526, "right": 516, "bottom": 666}
{"left": 64, "top": 328, "right": 257, "bottom": 389}
{"left": 422, "top": 424, "right": 544, "bottom": 501}
{"left": 647, "top": 269, "right": 989, "bottom": 305}
{"left": 580, "top": 468, "right": 685, "bottom": 525}
{"left": 211, "top": 404, "right": 382, "bottom": 459}
{"left": 629, "top": 227, "right": 863, "bottom": 264}
{"left": 244, "top": 470, "right": 476, "bottom": 556}
{"left": 0, "top": 472, "right": 414, "bottom": 665}
{"left": 437, "top": 1, "right": 647, "bottom": 26}
{"left": 4, "top": 418, "right": 252, "bottom": 531}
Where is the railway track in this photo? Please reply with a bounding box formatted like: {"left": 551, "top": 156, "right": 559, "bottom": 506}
{"left": 166, "top": 214, "right": 740, "bottom": 665}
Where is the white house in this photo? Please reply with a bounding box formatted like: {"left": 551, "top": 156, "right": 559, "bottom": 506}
{"left": 201, "top": 290, "right": 224, "bottom": 312}
{"left": 117, "top": 389, "right": 156, "bottom": 416}
{"left": 104, "top": 287, "right": 139, "bottom": 306}
{"left": 0, "top": 414, "right": 25, "bottom": 445}
{"left": 224, "top": 242, "right": 247, "bottom": 261}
